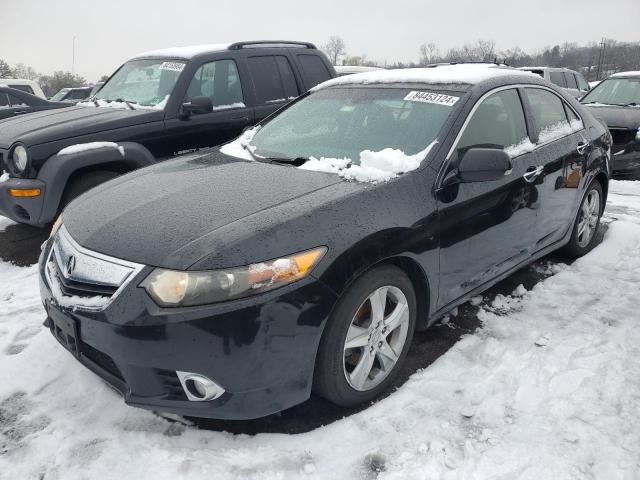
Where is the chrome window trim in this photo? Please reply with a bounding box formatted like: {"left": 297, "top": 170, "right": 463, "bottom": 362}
{"left": 438, "top": 83, "right": 586, "bottom": 186}
{"left": 45, "top": 225, "right": 145, "bottom": 311}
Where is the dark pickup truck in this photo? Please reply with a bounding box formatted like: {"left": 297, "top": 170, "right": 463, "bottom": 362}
{"left": 0, "top": 40, "right": 336, "bottom": 226}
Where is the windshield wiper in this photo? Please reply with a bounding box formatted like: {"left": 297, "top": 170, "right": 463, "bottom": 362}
{"left": 114, "top": 98, "right": 136, "bottom": 110}
{"left": 267, "top": 156, "right": 309, "bottom": 167}
{"left": 242, "top": 144, "right": 259, "bottom": 162}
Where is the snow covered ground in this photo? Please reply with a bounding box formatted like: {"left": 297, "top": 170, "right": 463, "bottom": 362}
{"left": 1, "top": 181, "right": 640, "bottom": 479}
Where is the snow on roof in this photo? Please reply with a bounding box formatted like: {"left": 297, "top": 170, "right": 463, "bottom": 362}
{"left": 132, "top": 43, "right": 231, "bottom": 59}
{"left": 314, "top": 64, "right": 535, "bottom": 90}
{"left": 610, "top": 71, "right": 640, "bottom": 78}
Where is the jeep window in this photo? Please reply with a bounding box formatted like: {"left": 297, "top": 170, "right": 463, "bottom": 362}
{"left": 94, "top": 59, "right": 185, "bottom": 108}
{"left": 247, "top": 56, "right": 299, "bottom": 104}
{"left": 0, "top": 93, "right": 9, "bottom": 108}
{"left": 249, "top": 87, "right": 454, "bottom": 163}
{"left": 581, "top": 78, "right": 640, "bottom": 106}
{"left": 456, "top": 88, "right": 528, "bottom": 156}
{"left": 297, "top": 54, "right": 332, "bottom": 87}
{"left": 549, "top": 71, "right": 567, "bottom": 88}
{"left": 8, "top": 94, "right": 27, "bottom": 107}
{"left": 185, "top": 59, "right": 244, "bottom": 108}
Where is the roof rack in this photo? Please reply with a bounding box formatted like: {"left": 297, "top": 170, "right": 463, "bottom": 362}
{"left": 228, "top": 41, "right": 316, "bottom": 50}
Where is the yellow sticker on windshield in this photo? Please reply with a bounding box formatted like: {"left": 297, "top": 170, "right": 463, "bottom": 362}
{"left": 404, "top": 91, "right": 459, "bottom": 106}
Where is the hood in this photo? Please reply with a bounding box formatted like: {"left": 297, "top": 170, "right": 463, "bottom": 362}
{"left": 0, "top": 105, "right": 162, "bottom": 148}
{"left": 583, "top": 104, "right": 640, "bottom": 130}
{"left": 62, "top": 152, "right": 353, "bottom": 269}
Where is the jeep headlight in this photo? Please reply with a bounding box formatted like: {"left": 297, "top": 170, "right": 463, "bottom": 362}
{"left": 636, "top": 128, "right": 640, "bottom": 142}
{"left": 140, "top": 247, "right": 327, "bottom": 307}
{"left": 11, "top": 145, "right": 28, "bottom": 173}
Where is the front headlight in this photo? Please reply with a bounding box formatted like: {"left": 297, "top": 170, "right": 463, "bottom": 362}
{"left": 11, "top": 145, "right": 28, "bottom": 173}
{"left": 636, "top": 128, "right": 640, "bottom": 142}
{"left": 140, "top": 247, "right": 327, "bottom": 307}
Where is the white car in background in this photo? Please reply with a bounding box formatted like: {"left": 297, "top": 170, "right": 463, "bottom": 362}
{"left": 334, "top": 65, "right": 384, "bottom": 76}
{"left": 0, "top": 79, "right": 45, "bottom": 98}
{"left": 518, "top": 66, "right": 590, "bottom": 99}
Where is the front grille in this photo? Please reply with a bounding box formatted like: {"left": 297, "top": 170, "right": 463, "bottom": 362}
{"left": 50, "top": 252, "right": 118, "bottom": 297}
{"left": 81, "top": 342, "right": 124, "bottom": 380}
{"left": 610, "top": 128, "right": 636, "bottom": 150}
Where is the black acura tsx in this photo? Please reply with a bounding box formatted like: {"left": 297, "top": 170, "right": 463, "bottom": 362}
{"left": 39, "top": 64, "right": 611, "bottom": 420}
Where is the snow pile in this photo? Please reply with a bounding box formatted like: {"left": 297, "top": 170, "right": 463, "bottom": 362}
{"left": 610, "top": 71, "right": 640, "bottom": 78}
{"left": 313, "top": 65, "right": 535, "bottom": 91}
{"left": 77, "top": 95, "right": 169, "bottom": 111}
{"left": 58, "top": 142, "right": 125, "bottom": 157}
{"left": 211, "top": 102, "right": 245, "bottom": 111}
{"left": 219, "top": 126, "right": 259, "bottom": 160}
{"left": 505, "top": 137, "right": 536, "bottom": 158}
{"left": 0, "top": 182, "right": 639, "bottom": 479}
{"left": 0, "top": 171, "right": 9, "bottom": 183}
{"left": 538, "top": 119, "right": 584, "bottom": 144}
{"left": 299, "top": 141, "right": 437, "bottom": 183}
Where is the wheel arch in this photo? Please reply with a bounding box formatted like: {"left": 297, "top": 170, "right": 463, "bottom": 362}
{"left": 593, "top": 171, "right": 608, "bottom": 214}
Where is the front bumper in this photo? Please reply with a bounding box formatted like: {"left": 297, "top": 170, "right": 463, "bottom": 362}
{"left": 611, "top": 147, "right": 640, "bottom": 180}
{"left": 38, "top": 237, "right": 338, "bottom": 420}
{"left": 0, "top": 176, "right": 47, "bottom": 225}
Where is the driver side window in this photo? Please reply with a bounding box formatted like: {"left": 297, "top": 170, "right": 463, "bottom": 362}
{"left": 185, "top": 59, "right": 245, "bottom": 109}
{"left": 456, "top": 89, "right": 529, "bottom": 158}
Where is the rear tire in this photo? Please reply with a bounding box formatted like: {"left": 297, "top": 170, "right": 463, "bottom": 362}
{"left": 313, "top": 265, "right": 417, "bottom": 407}
{"left": 59, "top": 170, "right": 120, "bottom": 212}
{"left": 563, "top": 180, "right": 603, "bottom": 258}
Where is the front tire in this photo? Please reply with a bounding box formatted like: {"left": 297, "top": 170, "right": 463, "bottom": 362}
{"left": 59, "top": 170, "right": 120, "bottom": 212}
{"left": 563, "top": 180, "right": 603, "bottom": 258}
{"left": 313, "top": 265, "right": 417, "bottom": 407}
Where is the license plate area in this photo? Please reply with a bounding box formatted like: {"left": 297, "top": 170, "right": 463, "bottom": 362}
{"left": 48, "top": 308, "right": 80, "bottom": 357}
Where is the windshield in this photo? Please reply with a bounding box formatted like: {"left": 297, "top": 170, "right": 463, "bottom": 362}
{"left": 581, "top": 78, "right": 640, "bottom": 106}
{"left": 50, "top": 89, "right": 70, "bottom": 101}
{"left": 249, "top": 87, "right": 457, "bottom": 164}
{"left": 94, "top": 59, "right": 185, "bottom": 108}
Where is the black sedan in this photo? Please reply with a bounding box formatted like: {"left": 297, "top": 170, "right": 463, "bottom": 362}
{"left": 0, "top": 86, "right": 71, "bottom": 120}
{"left": 39, "top": 65, "right": 611, "bottom": 420}
{"left": 581, "top": 71, "right": 640, "bottom": 179}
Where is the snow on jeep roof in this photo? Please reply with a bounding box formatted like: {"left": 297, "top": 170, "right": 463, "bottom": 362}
{"left": 610, "top": 71, "right": 640, "bottom": 78}
{"left": 313, "top": 64, "right": 535, "bottom": 90}
{"left": 132, "top": 43, "right": 232, "bottom": 59}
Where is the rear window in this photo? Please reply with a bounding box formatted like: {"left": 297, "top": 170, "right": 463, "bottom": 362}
{"left": 8, "top": 94, "right": 27, "bottom": 107}
{"left": 549, "top": 72, "right": 567, "bottom": 88}
{"left": 297, "top": 54, "right": 332, "bottom": 88}
{"left": 248, "top": 55, "right": 299, "bottom": 105}
{"left": 8, "top": 85, "right": 34, "bottom": 95}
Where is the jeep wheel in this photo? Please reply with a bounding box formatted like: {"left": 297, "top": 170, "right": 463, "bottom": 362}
{"left": 59, "top": 170, "right": 120, "bottom": 212}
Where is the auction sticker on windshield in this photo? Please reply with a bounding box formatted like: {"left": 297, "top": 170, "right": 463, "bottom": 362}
{"left": 160, "top": 62, "right": 185, "bottom": 72}
{"left": 404, "top": 91, "right": 459, "bottom": 106}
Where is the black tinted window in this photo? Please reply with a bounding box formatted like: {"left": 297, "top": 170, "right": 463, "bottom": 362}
{"left": 275, "top": 56, "right": 299, "bottom": 98}
{"left": 8, "top": 85, "right": 34, "bottom": 94}
{"left": 8, "top": 94, "right": 26, "bottom": 107}
{"left": 0, "top": 93, "right": 9, "bottom": 107}
{"left": 564, "top": 73, "right": 578, "bottom": 89}
{"left": 457, "top": 89, "right": 528, "bottom": 155}
{"left": 69, "top": 89, "right": 90, "bottom": 100}
{"left": 297, "top": 54, "right": 332, "bottom": 88}
{"left": 248, "top": 56, "right": 296, "bottom": 105}
{"left": 186, "top": 59, "right": 244, "bottom": 108}
{"left": 549, "top": 71, "right": 567, "bottom": 87}
{"left": 525, "top": 88, "right": 572, "bottom": 141}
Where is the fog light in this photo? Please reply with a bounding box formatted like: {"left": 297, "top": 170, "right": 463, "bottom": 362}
{"left": 9, "top": 188, "right": 41, "bottom": 197}
{"left": 176, "top": 371, "right": 225, "bottom": 401}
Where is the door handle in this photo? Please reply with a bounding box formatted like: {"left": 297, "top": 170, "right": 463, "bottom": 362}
{"left": 576, "top": 141, "right": 591, "bottom": 155}
{"left": 13, "top": 110, "right": 29, "bottom": 115}
{"left": 523, "top": 165, "right": 544, "bottom": 183}
{"left": 231, "top": 116, "right": 250, "bottom": 122}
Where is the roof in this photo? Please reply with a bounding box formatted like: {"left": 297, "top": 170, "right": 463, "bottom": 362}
{"left": 610, "top": 71, "right": 640, "bottom": 78}
{"left": 313, "top": 64, "right": 536, "bottom": 90}
{"left": 132, "top": 43, "right": 232, "bottom": 59}
{"left": 334, "top": 65, "right": 385, "bottom": 73}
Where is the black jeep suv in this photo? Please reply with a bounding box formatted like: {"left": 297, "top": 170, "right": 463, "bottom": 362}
{"left": 0, "top": 40, "right": 335, "bottom": 226}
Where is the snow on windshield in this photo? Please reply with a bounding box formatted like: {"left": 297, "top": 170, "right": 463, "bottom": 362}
{"left": 299, "top": 141, "right": 437, "bottom": 182}
{"left": 313, "top": 65, "right": 535, "bottom": 91}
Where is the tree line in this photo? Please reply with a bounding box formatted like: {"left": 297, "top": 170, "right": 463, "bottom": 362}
{"left": 323, "top": 36, "right": 640, "bottom": 81}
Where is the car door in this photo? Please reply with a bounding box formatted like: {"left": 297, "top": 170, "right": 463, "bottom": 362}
{"left": 246, "top": 54, "right": 300, "bottom": 122}
{"left": 163, "top": 58, "right": 255, "bottom": 153}
{"left": 522, "top": 86, "right": 586, "bottom": 250}
{"left": 436, "top": 88, "right": 540, "bottom": 308}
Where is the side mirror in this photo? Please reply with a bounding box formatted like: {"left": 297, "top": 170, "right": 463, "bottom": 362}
{"left": 458, "top": 148, "right": 512, "bottom": 183}
{"left": 181, "top": 96, "right": 213, "bottom": 117}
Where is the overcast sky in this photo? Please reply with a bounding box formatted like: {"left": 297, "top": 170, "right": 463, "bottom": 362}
{"left": 1, "top": 0, "right": 639, "bottom": 82}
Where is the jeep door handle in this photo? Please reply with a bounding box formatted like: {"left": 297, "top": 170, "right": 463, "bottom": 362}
{"left": 576, "top": 141, "right": 591, "bottom": 155}
{"left": 523, "top": 165, "right": 544, "bottom": 183}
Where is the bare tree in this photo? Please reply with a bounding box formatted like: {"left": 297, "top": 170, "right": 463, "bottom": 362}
{"left": 11, "top": 63, "right": 40, "bottom": 80}
{"left": 475, "top": 39, "right": 496, "bottom": 62}
{"left": 322, "top": 36, "right": 347, "bottom": 65}
{"left": 418, "top": 43, "right": 439, "bottom": 66}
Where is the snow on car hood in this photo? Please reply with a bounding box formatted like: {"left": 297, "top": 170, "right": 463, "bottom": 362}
{"left": 61, "top": 153, "right": 347, "bottom": 269}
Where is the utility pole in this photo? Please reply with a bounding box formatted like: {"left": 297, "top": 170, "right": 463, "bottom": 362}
{"left": 595, "top": 37, "right": 606, "bottom": 81}
{"left": 72, "top": 36, "right": 76, "bottom": 75}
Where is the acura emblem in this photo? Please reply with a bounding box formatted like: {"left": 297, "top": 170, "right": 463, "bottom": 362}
{"left": 65, "top": 255, "right": 76, "bottom": 277}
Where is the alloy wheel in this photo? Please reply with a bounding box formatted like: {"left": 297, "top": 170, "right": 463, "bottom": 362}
{"left": 342, "top": 286, "right": 410, "bottom": 391}
{"left": 577, "top": 189, "right": 600, "bottom": 248}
